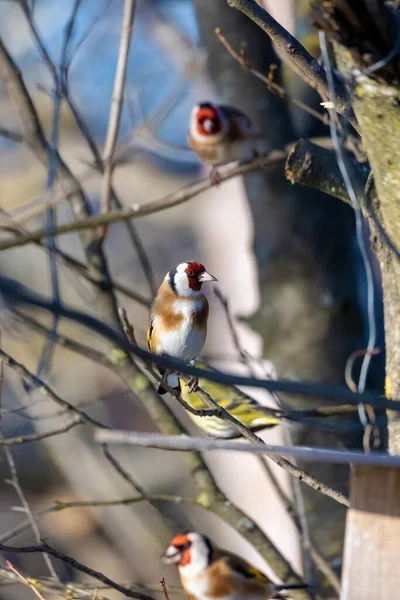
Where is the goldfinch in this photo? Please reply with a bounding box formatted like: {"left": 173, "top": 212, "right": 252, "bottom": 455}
{"left": 188, "top": 102, "right": 265, "bottom": 180}
{"left": 147, "top": 262, "right": 217, "bottom": 395}
{"left": 162, "top": 532, "right": 308, "bottom": 600}
{"left": 179, "top": 363, "right": 285, "bottom": 438}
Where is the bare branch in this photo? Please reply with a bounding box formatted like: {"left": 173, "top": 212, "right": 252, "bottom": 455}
{"left": 0, "top": 494, "right": 191, "bottom": 545}
{"left": 118, "top": 306, "right": 137, "bottom": 344}
{"left": 100, "top": 0, "right": 136, "bottom": 230}
{"left": 6, "top": 562, "right": 47, "bottom": 600}
{"left": 36, "top": 0, "right": 83, "bottom": 381}
{"left": 160, "top": 578, "right": 170, "bottom": 600}
{"left": 0, "top": 569, "right": 179, "bottom": 599}
{"left": 0, "top": 542, "right": 155, "bottom": 600}
{"left": 213, "top": 287, "right": 258, "bottom": 377}
{"left": 95, "top": 430, "right": 351, "bottom": 506}
{"left": 0, "top": 208, "right": 151, "bottom": 307}
{"left": 225, "top": 0, "right": 354, "bottom": 123}
{"left": 19, "top": 0, "right": 156, "bottom": 295}
{"left": 0, "top": 126, "right": 24, "bottom": 142}
{"left": 0, "top": 348, "right": 107, "bottom": 429}
{"left": 0, "top": 417, "right": 82, "bottom": 446}
{"left": 0, "top": 35, "right": 119, "bottom": 327}
{"left": 102, "top": 444, "right": 185, "bottom": 531}
{"left": 285, "top": 139, "right": 400, "bottom": 260}
{"left": 3, "top": 446, "right": 58, "bottom": 577}
{"left": 260, "top": 461, "right": 341, "bottom": 594}
{"left": 285, "top": 139, "right": 369, "bottom": 212}
{"left": 94, "top": 430, "right": 400, "bottom": 474}
{"left": 215, "top": 28, "right": 328, "bottom": 125}
{"left": 0, "top": 150, "right": 285, "bottom": 252}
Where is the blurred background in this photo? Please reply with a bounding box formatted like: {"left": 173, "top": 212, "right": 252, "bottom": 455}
{"left": 0, "top": 0, "right": 386, "bottom": 598}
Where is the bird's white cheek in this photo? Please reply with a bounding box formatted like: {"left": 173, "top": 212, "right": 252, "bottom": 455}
{"left": 189, "top": 127, "right": 226, "bottom": 145}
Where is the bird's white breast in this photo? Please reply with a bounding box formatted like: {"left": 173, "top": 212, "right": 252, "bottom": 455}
{"left": 154, "top": 297, "right": 206, "bottom": 362}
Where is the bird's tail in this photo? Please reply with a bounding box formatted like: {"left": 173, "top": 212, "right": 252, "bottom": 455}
{"left": 157, "top": 368, "right": 181, "bottom": 395}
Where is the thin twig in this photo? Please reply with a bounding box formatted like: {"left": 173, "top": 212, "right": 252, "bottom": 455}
{"left": 215, "top": 28, "right": 328, "bottom": 125}
{"left": 99, "top": 434, "right": 351, "bottom": 508}
{"left": 1, "top": 306, "right": 308, "bottom": 595}
{"left": 0, "top": 348, "right": 107, "bottom": 429}
{"left": 102, "top": 443, "right": 182, "bottom": 531}
{"left": 6, "top": 562, "right": 47, "bottom": 600}
{"left": 160, "top": 578, "right": 170, "bottom": 600}
{"left": 3, "top": 445, "right": 58, "bottom": 578}
{"left": 0, "top": 570, "right": 183, "bottom": 598}
{"left": 100, "top": 0, "right": 136, "bottom": 235}
{"left": 0, "top": 573, "right": 181, "bottom": 600}
{"left": 282, "top": 428, "right": 316, "bottom": 600}
{"left": 0, "top": 542, "right": 155, "bottom": 600}
{"left": 19, "top": 0, "right": 156, "bottom": 296}
{"left": 0, "top": 417, "right": 83, "bottom": 446}
{"left": 66, "top": 0, "right": 112, "bottom": 69}
{"left": 0, "top": 150, "right": 285, "bottom": 251}
{"left": 118, "top": 306, "right": 137, "bottom": 344}
{"left": 214, "top": 287, "right": 259, "bottom": 377}
{"left": 0, "top": 494, "right": 192, "bottom": 545}
{"left": 224, "top": 0, "right": 354, "bottom": 125}
{"left": 261, "top": 461, "right": 340, "bottom": 594}
{"left": 36, "top": 0, "right": 83, "bottom": 385}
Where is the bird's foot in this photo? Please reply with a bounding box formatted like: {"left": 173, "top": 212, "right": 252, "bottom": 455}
{"left": 186, "top": 377, "right": 199, "bottom": 393}
{"left": 209, "top": 166, "right": 222, "bottom": 186}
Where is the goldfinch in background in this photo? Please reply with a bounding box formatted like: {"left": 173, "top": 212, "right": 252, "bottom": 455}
{"left": 147, "top": 262, "right": 217, "bottom": 395}
{"left": 162, "top": 532, "right": 308, "bottom": 600}
{"left": 179, "top": 363, "right": 285, "bottom": 438}
{"left": 188, "top": 102, "right": 265, "bottom": 181}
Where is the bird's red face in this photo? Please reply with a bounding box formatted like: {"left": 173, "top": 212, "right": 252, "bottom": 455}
{"left": 185, "top": 261, "right": 217, "bottom": 291}
{"left": 167, "top": 262, "right": 218, "bottom": 296}
{"left": 162, "top": 532, "right": 213, "bottom": 570}
{"left": 162, "top": 533, "right": 193, "bottom": 567}
{"left": 195, "top": 103, "right": 222, "bottom": 136}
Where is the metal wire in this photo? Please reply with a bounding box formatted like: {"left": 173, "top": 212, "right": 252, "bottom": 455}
{"left": 319, "top": 31, "right": 378, "bottom": 447}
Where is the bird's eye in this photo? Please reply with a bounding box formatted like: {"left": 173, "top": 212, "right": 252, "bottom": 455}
{"left": 187, "top": 270, "right": 194, "bottom": 277}
{"left": 176, "top": 542, "right": 191, "bottom": 551}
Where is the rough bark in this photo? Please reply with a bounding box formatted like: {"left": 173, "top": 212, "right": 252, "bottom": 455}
{"left": 313, "top": 0, "right": 400, "bottom": 452}
{"left": 351, "top": 77, "right": 400, "bottom": 452}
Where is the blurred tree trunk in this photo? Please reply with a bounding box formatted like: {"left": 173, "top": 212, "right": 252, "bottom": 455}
{"left": 194, "top": 0, "right": 371, "bottom": 593}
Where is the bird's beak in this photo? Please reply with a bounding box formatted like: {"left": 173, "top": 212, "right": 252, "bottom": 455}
{"left": 161, "top": 545, "right": 181, "bottom": 564}
{"left": 198, "top": 271, "right": 218, "bottom": 283}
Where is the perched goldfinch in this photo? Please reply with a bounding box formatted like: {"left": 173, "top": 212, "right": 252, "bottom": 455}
{"left": 188, "top": 102, "right": 264, "bottom": 180}
{"left": 162, "top": 532, "right": 308, "bottom": 600}
{"left": 179, "top": 363, "right": 285, "bottom": 438}
{"left": 147, "top": 262, "right": 217, "bottom": 395}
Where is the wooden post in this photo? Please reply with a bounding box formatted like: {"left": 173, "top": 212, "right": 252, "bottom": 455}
{"left": 341, "top": 465, "right": 400, "bottom": 599}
